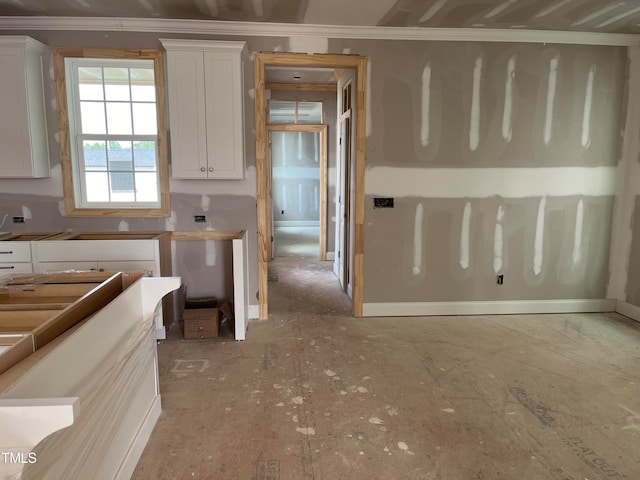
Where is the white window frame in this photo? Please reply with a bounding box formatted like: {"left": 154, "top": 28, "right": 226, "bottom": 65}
{"left": 54, "top": 48, "right": 170, "bottom": 217}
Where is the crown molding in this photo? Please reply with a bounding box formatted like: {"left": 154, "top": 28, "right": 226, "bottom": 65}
{"left": 0, "top": 16, "right": 638, "bottom": 46}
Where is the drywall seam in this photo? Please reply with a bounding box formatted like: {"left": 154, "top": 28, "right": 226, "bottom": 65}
{"left": 419, "top": 0, "right": 448, "bottom": 22}
{"left": 484, "top": 0, "right": 519, "bottom": 20}
{"left": 572, "top": 199, "right": 584, "bottom": 266}
{"left": 544, "top": 55, "right": 559, "bottom": 145}
{"left": 470, "top": 56, "right": 482, "bottom": 151}
{"left": 365, "top": 166, "right": 618, "bottom": 198}
{"left": 2, "top": 17, "right": 638, "bottom": 46}
{"left": 362, "top": 299, "right": 616, "bottom": 317}
{"left": 493, "top": 205, "right": 504, "bottom": 274}
{"left": 314, "top": 185, "right": 319, "bottom": 212}
{"left": 412, "top": 203, "right": 424, "bottom": 276}
{"left": 582, "top": 64, "right": 596, "bottom": 148}
{"left": 533, "top": 196, "right": 546, "bottom": 276}
{"left": 460, "top": 202, "right": 471, "bottom": 269}
{"left": 607, "top": 46, "right": 640, "bottom": 300}
{"left": 282, "top": 184, "right": 287, "bottom": 210}
{"left": 572, "top": 3, "right": 623, "bottom": 27}
{"left": 421, "top": 63, "right": 431, "bottom": 147}
{"left": 298, "top": 183, "right": 302, "bottom": 214}
{"left": 502, "top": 55, "right": 516, "bottom": 142}
{"left": 535, "top": 0, "right": 572, "bottom": 18}
{"left": 596, "top": 5, "right": 640, "bottom": 28}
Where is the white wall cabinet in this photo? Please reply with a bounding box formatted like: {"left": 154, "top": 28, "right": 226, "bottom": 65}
{"left": 0, "top": 36, "right": 50, "bottom": 178}
{"left": 161, "top": 39, "right": 246, "bottom": 179}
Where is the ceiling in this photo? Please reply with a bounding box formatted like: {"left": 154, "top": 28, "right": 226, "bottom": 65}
{"left": 265, "top": 66, "right": 336, "bottom": 84}
{"left": 1, "top": 0, "right": 640, "bottom": 34}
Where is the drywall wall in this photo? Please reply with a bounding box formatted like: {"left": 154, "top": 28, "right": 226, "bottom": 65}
{"left": 0, "top": 28, "right": 631, "bottom": 313}
{"left": 0, "top": 31, "right": 289, "bottom": 311}
{"left": 330, "top": 39, "right": 626, "bottom": 304}
{"left": 271, "top": 131, "right": 321, "bottom": 225}
{"left": 270, "top": 89, "right": 337, "bottom": 253}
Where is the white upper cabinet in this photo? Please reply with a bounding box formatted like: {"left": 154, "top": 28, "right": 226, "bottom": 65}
{"left": 161, "top": 39, "right": 246, "bottom": 179}
{"left": 0, "top": 36, "right": 50, "bottom": 178}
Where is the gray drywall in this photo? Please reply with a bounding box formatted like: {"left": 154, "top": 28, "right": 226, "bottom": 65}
{"left": 625, "top": 196, "right": 640, "bottom": 306}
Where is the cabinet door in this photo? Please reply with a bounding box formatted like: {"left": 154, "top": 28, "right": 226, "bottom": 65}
{"left": 204, "top": 51, "right": 245, "bottom": 179}
{"left": 0, "top": 37, "right": 49, "bottom": 178}
{"left": 166, "top": 51, "right": 208, "bottom": 179}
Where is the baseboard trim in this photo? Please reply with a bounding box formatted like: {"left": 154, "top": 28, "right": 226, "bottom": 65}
{"left": 326, "top": 251, "right": 335, "bottom": 261}
{"left": 362, "top": 299, "right": 617, "bottom": 317}
{"left": 614, "top": 300, "right": 640, "bottom": 323}
{"left": 249, "top": 305, "right": 260, "bottom": 320}
{"left": 274, "top": 221, "right": 320, "bottom": 227}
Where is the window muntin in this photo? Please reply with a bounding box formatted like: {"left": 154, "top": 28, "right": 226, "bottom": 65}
{"left": 268, "top": 101, "right": 323, "bottom": 124}
{"left": 66, "top": 57, "right": 161, "bottom": 208}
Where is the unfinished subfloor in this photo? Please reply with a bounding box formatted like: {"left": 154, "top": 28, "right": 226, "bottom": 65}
{"left": 133, "top": 256, "right": 640, "bottom": 479}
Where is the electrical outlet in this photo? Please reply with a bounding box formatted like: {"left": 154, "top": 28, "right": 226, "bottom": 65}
{"left": 193, "top": 215, "right": 206, "bottom": 223}
{"left": 12, "top": 216, "right": 25, "bottom": 224}
{"left": 496, "top": 274, "right": 504, "bottom": 285}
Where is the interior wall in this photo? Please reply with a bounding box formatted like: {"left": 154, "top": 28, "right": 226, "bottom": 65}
{"left": 331, "top": 39, "right": 626, "bottom": 304}
{"left": 0, "top": 29, "right": 631, "bottom": 311}
{"left": 270, "top": 89, "right": 337, "bottom": 252}
{"left": 271, "top": 131, "right": 321, "bottom": 225}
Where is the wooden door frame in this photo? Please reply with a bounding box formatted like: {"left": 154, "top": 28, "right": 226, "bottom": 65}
{"left": 254, "top": 52, "right": 367, "bottom": 319}
{"left": 267, "top": 124, "right": 328, "bottom": 261}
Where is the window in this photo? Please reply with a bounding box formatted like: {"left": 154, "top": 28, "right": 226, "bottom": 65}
{"left": 54, "top": 49, "right": 169, "bottom": 217}
{"left": 268, "top": 101, "right": 323, "bottom": 124}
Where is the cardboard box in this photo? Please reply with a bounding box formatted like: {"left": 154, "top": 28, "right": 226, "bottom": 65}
{"left": 183, "top": 307, "right": 221, "bottom": 339}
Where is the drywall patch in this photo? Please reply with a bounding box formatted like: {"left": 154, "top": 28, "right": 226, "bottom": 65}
{"left": 21, "top": 206, "right": 32, "bottom": 220}
{"left": 582, "top": 64, "right": 596, "bottom": 148}
{"left": 544, "top": 55, "right": 559, "bottom": 145}
{"left": 365, "top": 167, "right": 618, "bottom": 198}
{"left": 195, "top": 0, "right": 219, "bottom": 17}
{"left": 252, "top": 0, "right": 264, "bottom": 16}
{"left": 413, "top": 203, "right": 424, "bottom": 276}
{"left": 460, "top": 202, "right": 471, "bottom": 269}
{"left": 502, "top": 55, "right": 516, "bottom": 142}
{"left": 419, "top": 0, "right": 448, "bottom": 22}
{"left": 118, "top": 220, "right": 129, "bottom": 231}
{"left": 201, "top": 194, "right": 211, "bottom": 212}
{"left": 57, "top": 200, "right": 65, "bottom": 216}
{"left": 572, "top": 199, "right": 584, "bottom": 266}
{"left": 470, "top": 56, "right": 483, "bottom": 151}
{"left": 421, "top": 63, "right": 431, "bottom": 147}
{"left": 493, "top": 205, "right": 504, "bottom": 274}
{"left": 205, "top": 240, "right": 217, "bottom": 267}
{"left": 533, "top": 196, "right": 546, "bottom": 276}
{"left": 165, "top": 210, "right": 177, "bottom": 231}
{"left": 289, "top": 36, "right": 328, "bottom": 54}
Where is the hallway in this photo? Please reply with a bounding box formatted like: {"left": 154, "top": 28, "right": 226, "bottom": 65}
{"left": 133, "top": 255, "right": 640, "bottom": 479}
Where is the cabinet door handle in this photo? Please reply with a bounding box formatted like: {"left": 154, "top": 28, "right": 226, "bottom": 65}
{"left": 200, "top": 167, "right": 206, "bottom": 172}
{"left": 0, "top": 251, "right": 14, "bottom": 255}
{"left": 0, "top": 266, "right": 15, "bottom": 269}
{"left": 208, "top": 167, "right": 214, "bottom": 172}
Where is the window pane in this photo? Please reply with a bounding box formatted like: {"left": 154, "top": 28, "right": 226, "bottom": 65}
{"left": 297, "top": 102, "right": 322, "bottom": 124}
{"left": 108, "top": 141, "right": 133, "bottom": 171}
{"left": 106, "top": 102, "right": 132, "bottom": 135}
{"left": 83, "top": 140, "right": 107, "bottom": 169}
{"left": 133, "top": 141, "right": 157, "bottom": 170}
{"left": 135, "top": 172, "right": 159, "bottom": 202}
{"left": 110, "top": 172, "right": 135, "bottom": 194}
{"left": 132, "top": 103, "right": 157, "bottom": 135}
{"left": 78, "top": 67, "right": 103, "bottom": 101}
{"left": 269, "top": 101, "right": 296, "bottom": 123}
{"left": 85, "top": 172, "right": 110, "bottom": 202}
{"left": 80, "top": 101, "right": 106, "bottom": 134}
{"left": 104, "top": 68, "right": 131, "bottom": 101}
{"left": 131, "top": 85, "right": 156, "bottom": 102}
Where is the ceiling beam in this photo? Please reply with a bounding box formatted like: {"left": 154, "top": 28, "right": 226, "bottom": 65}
{"left": 0, "top": 16, "right": 638, "bottom": 46}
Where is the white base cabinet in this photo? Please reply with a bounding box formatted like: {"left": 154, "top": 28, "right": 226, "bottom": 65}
{"left": 32, "top": 232, "right": 173, "bottom": 340}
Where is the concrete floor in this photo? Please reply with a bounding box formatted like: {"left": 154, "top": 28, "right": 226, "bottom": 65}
{"left": 133, "top": 243, "right": 640, "bottom": 479}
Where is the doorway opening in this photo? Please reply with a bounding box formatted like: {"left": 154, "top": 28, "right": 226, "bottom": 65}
{"left": 254, "top": 53, "right": 367, "bottom": 319}
{"left": 268, "top": 125, "right": 328, "bottom": 261}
